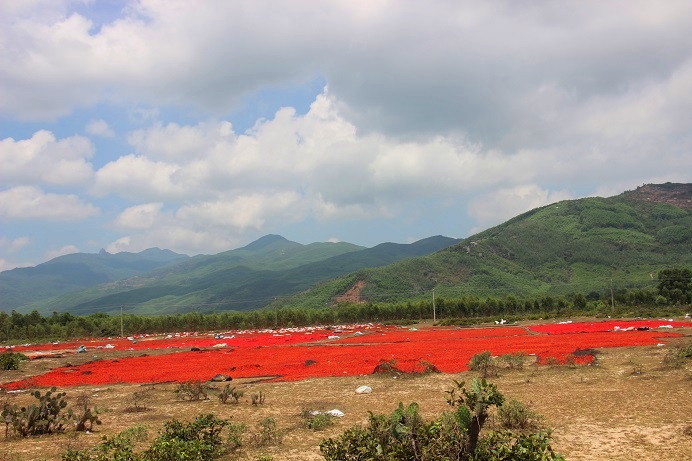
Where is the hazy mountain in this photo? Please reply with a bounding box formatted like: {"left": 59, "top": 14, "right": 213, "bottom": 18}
{"left": 16, "top": 235, "right": 460, "bottom": 315}
{"left": 0, "top": 248, "right": 188, "bottom": 311}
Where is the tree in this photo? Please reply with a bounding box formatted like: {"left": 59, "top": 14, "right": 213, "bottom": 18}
{"left": 657, "top": 268, "right": 692, "bottom": 305}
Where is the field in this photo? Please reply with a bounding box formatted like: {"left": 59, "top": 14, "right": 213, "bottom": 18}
{"left": 1, "top": 318, "right": 691, "bottom": 460}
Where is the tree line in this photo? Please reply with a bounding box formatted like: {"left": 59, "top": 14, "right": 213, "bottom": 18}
{"left": 1, "top": 268, "right": 688, "bottom": 343}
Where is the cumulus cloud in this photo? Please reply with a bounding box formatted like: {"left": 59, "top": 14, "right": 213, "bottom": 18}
{"left": 44, "top": 244, "right": 80, "bottom": 260}
{"left": 86, "top": 119, "right": 115, "bottom": 137}
{"left": 0, "top": 130, "right": 94, "bottom": 186}
{"left": 0, "top": 236, "right": 31, "bottom": 253}
{"left": 0, "top": 186, "right": 99, "bottom": 220}
{"left": 2, "top": 1, "right": 692, "bottom": 268}
{"left": 114, "top": 203, "right": 164, "bottom": 229}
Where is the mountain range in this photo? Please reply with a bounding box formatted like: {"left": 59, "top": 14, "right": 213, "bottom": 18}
{"left": 3, "top": 234, "right": 460, "bottom": 315}
{"left": 3, "top": 183, "right": 690, "bottom": 316}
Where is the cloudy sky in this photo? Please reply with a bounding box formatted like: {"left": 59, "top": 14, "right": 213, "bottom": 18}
{"left": 1, "top": 0, "right": 691, "bottom": 271}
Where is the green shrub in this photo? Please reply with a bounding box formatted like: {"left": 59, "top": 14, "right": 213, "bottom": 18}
{"left": 497, "top": 399, "right": 543, "bottom": 430}
{"left": 0, "top": 352, "right": 28, "bottom": 371}
{"left": 251, "top": 417, "right": 282, "bottom": 447}
{"left": 321, "top": 378, "right": 564, "bottom": 461}
{"left": 174, "top": 381, "right": 208, "bottom": 401}
{"left": 468, "top": 351, "right": 498, "bottom": 378}
{"left": 301, "top": 409, "right": 334, "bottom": 431}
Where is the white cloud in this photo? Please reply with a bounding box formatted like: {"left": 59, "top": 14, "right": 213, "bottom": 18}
{"left": 115, "top": 203, "right": 164, "bottom": 229}
{"left": 44, "top": 244, "right": 80, "bottom": 260}
{"left": 0, "top": 236, "right": 31, "bottom": 253}
{"left": 86, "top": 118, "right": 115, "bottom": 137}
{"left": 0, "top": 130, "right": 94, "bottom": 186}
{"left": 468, "top": 185, "right": 574, "bottom": 233}
{"left": 0, "top": 186, "right": 99, "bottom": 220}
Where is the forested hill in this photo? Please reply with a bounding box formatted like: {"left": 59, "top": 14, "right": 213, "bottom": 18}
{"left": 0, "top": 248, "right": 188, "bottom": 311}
{"left": 287, "top": 183, "right": 691, "bottom": 307}
{"left": 14, "top": 235, "right": 460, "bottom": 315}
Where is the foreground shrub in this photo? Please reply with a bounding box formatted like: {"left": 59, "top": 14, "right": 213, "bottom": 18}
{"left": 3, "top": 387, "right": 70, "bottom": 437}
{"left": 320, "top": 378, "right": 564, "bottom": 461}
{"left": 0, "top": 352, "right": 28, "bottom": 371}
{"left": 62, "top": 414, "right": 239, "bottom": 461}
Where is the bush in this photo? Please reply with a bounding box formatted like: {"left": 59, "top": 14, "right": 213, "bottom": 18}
{"left": 251, "top": 417, "right": 282, "bottom": 447}
{"left": 0, "top": 352, "right": 28, "bottom": 371}
{"left": 320, "top": 378, "right": 564, "bottom": 461}
{"left": 663, "top": 343, "right": 692, "bottom": 369}
{"left": 174, "top": 380, "right": 208, "bottom": 401}
{"left": 468, "top": 351, "right": 498, "bottom": 378}
{"left": 497, "top": 399, "right": 543, "bottom": 430}
{"left": 300, "top": 409, "right": 334, "bottom": 431}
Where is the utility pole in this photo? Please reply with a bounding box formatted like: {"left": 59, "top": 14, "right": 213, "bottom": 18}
{"left": 120, "top": 305, "right": 124, "bottom": 338}
{"left": 610, "top": 279, "right": 615, "bottom": 313}
{"left": 274, "top": 297, "right": 278, "bottom": 328}
{"left": 432, "top": 289, "right": 436, "bottom": 322}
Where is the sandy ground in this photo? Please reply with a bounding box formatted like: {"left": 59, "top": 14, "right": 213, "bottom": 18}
{"left": 1, "top": 326, "right": 690, "bottom": 460}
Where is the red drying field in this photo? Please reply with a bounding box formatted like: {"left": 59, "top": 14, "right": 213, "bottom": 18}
{"left": 3, "top": 320, "right": 687, "bottom": 390}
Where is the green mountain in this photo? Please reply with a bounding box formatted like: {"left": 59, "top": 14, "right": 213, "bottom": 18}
{"left": 0, "top": 248, "right": 188, "bottom": 311}
{"left": 286, "top": 183, "right": 692, "bottom": 307}
{"left": 18, "top": 235, "right": 460, "bottom": 315}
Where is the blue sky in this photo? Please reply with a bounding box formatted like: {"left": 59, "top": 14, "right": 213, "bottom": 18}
{"left": 1, "top": 0, "right": 691, "bottom": 271}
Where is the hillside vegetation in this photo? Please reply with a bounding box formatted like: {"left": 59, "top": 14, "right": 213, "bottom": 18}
{"left": 287, "top": 183, "right": 691, "bottom": 308}
{"left": 14, "top": 235, "right": 459, "bottom": 316}
{"left": 0, "top": 248, "right": 187, "bottom": 311}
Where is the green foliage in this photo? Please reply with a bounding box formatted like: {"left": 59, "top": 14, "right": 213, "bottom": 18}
{"left": 251, "top": 417, "right": 282, "bottom": 447}
{"left": 0, "top": 352, "right": 27, "bottom": 371}
{"left": 468, "top": 351, "right": 498, "bottom": 378}
{"left": 62, "top": 425, "right": 148, "bottom": 461}
{"left": 321, "top": 378, "right": 562, "bottom": 461}
{"left": 657, "top": 268, "right": 692, "bottom": 305}
{"left": 499, "top": 353, "right": 527, "bottom": 370}
{"left": 473, "top": 430, "right": 565, "bottom": 461}
{"left": 3, "top": 387, "right": 70, "bottom": 437}
{"left": 174, "top": 381, "right": 208, "bottom": 401}
{"left": 663, "top": 343, "right": 692, "bottom": 369}
{"left": 143, "top": 413, "right": 230, "bottom": 460}
{"left": 497, "top": 400, "right": 543, "bottom": 430}
{"left": 301, "top": 409, "right": 335, "bottom": 431}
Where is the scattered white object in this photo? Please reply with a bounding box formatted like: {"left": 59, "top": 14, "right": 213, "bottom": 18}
{"left": 685, "top": 313, "right": 690, "bottom": 319}
{"left": 613, "top": 326, "right": 621, "bottom": 331}
{"left": 658, "top": 325, "right": 673, "bottom": 329}
{"left": 327, "top": 409, "right": 345, "bottom": 417}
{"left": 212, "top": 343, "right": 227, "bottom": 348}
{"left": 328, "top": 335, "right": 340, "bottom": 340}
{"left": 657, "top": 343, "right": 666, "bottom": 347}
{"left": 558, "top": 320, "right": 573, "bottom": 324}
{"left": 104, "top": 344, "right": 115, "bottom": 349}
{"left": 355, "top": 385, "right": 372, "bottom": 394}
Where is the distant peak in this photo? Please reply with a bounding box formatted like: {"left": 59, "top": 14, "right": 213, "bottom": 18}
{"left": 240, "top": 234, "right": 291, "bottom": 251}
{"left": 98, "top": 248, "right": 109, "bottom": 256}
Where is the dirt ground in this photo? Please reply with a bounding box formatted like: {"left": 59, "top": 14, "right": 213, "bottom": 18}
{"left": 1, "top": 325, "right": 691, "bottom": 460}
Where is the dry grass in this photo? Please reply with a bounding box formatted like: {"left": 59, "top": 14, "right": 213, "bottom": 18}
{"left": 1, "top": 325, "right": 690, "bottom": 460}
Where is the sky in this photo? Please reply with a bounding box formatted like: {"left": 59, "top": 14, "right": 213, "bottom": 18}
{"left": 1, "top": 0, "right": 692, "bottom": 271}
